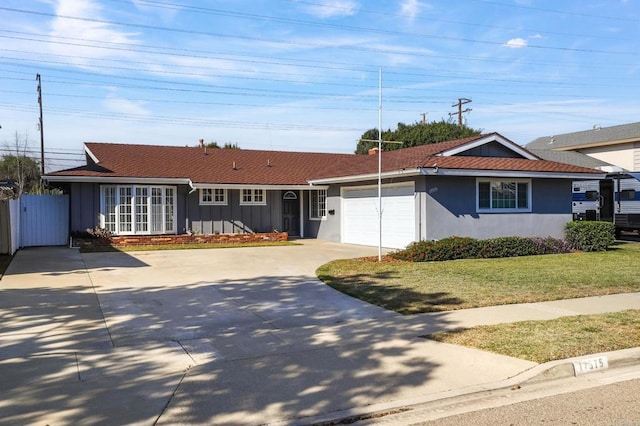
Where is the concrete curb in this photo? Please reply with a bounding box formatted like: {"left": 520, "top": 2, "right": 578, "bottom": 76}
{"left": 522, "top": 346, "right": 640, "bottom": 384}
{"left": 296, "top": 347, "right": 640, "bottom": 426}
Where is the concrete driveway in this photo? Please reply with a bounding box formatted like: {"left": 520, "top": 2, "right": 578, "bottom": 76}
{"left": 0, "top": 240, "right": 538, "bottom": 426}
{"left": 84, "top": 239, "right": 396, "bottom": 347}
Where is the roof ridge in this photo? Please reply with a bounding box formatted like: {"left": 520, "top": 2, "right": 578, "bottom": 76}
{"left": 84, "top": 141, "right": 358, "bottom": 157}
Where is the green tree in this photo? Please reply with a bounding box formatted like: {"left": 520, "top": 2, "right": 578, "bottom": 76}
{"left": 0, "top": 132, "right": 41, "bottom": 198}
{"left": 355, "top": 120, "right": 482, "bottom": 154}
{"left": 204, "top": 141, "right": 241, "bottom": 149}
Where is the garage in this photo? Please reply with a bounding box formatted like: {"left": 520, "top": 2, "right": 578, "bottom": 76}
{"left": 342, "top": 183, "right": 416, "bottom": 249}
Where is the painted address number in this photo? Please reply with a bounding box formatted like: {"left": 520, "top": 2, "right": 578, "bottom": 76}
{"left": 572, "top": 356, "right": 609, "bottom": 376}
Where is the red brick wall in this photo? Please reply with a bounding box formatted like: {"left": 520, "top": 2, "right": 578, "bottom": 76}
{"left": 77, "top": 232, "right": 288, "bottom": 248}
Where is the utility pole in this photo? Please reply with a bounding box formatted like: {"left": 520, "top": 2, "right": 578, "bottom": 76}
{"left": 36, "top": 73, "right": 45, "bottom": 174}
{"left": 449, "top": 98, "right": 472, "bottom": 127}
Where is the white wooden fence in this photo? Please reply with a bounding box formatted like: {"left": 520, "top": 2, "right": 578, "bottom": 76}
{"left": 0, "top": 195, "right": 69, "bottom": 254}
{"left": 0, "top": 199, "right": 20, "bottom": 255}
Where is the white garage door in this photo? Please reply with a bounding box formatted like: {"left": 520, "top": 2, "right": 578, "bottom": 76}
{"left": 342, "top": 183, "right": 415, "bottom": 249}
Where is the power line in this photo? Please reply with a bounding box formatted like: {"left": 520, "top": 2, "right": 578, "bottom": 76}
{"left": 1, "top": 49, "right": 633, "bottom": 91}
{"left": 468, "top": 0, "right": 639, "bottom": 22}
{"left": 0, "top": 6, "right": 635, "bottom": 57}
{"left": 286, "top": 0, "right": 639, "bottom": 23}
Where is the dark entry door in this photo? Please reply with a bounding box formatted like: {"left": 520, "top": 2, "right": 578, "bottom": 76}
{"left": 600, "top": 179, "right": 614, "bottom": 222}
{"left": 282, "top": 198, "right": 300, "bottom": 236}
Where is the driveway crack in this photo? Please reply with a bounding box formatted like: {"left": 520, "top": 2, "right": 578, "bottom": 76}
{"left": 79, "top": 252, "right": 116, "bottom": 348}
{"left": 152, "top": 367, "right": 191, "bottom": 426}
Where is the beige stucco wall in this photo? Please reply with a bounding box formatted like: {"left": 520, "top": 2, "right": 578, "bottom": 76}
{"left": 579, "top": 142, "right": 637, "bottom": 171}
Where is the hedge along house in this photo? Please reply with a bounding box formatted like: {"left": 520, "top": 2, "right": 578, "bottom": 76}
{"left": 44, "top": 133, "right": 605, "bottom": 249}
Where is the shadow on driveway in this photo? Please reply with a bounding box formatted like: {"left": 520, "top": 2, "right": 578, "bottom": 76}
{"left": 0, "top": 245, "right": 525, "bottom": 425}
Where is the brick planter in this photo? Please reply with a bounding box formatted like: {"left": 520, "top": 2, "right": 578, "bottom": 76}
{"left": 73, "top": 232, "right": 289, "bottom": 249}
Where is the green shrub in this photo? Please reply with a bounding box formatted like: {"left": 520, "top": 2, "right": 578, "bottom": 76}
{"left": 429, "top": 237, "right": 481, "bottom": 261}
{"left": 390, "top": 236, "right": 571, "bottom": 262}
{"left": 564, "top": 221, "right": 615, "bottom": 252}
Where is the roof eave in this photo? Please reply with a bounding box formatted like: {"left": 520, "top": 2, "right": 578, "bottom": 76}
{"left": 554, "top": 137, "right": 640, "bottom": 151}
{"left": 43, "top": 175, "right": 193, "bottom": 185}
{"left": 193, "top": 183, "right": 329, "bottom": 190}
{"left": 308, "top": 168, "right": 421, "bottom": 185}
{"left": 440, "top": 133, "right": 539, "bottom": 160}
{"left": 419, "top": 168, "right": 606, "bottom": 179}
{"left": 84, "top": 144, "right": 100, "bottom": 164}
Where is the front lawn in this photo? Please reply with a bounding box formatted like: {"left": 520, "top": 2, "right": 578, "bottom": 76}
{"left": 316, "top": 242, "right": 640, "bottom": 314}
{"left": 427, "top": 310, "right": 640, "bottom": 363}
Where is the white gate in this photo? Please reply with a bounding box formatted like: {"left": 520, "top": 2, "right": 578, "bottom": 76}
{"left": 20, "top": 194, "right": 69, "bottom": 247}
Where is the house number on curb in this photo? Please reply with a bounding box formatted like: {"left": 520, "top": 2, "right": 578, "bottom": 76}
{"left": 572, "top": 356, "right": 609, "bottom": 376}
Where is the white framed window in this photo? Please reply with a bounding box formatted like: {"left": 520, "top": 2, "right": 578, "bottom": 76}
{"left": 310, "top": 189, "right": 327, "bottom": 219}
{"left": 240, "top": 188, "right": 266, "bottom": 205}
{"left": 103, "top": 186, "right": 117, "bottom": 233}
{"left": 477, "top": 179, "right": 531, "bottom": 212}
{"left": 199, "top": 188, "right": 227, "bottom": 205}
{"left": 101, "top": 185, "right": 177, "bottom": 235}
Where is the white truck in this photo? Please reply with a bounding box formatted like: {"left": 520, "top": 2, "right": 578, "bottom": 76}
{"left": 572, "top": 173, "right": 640, "bottom": 236}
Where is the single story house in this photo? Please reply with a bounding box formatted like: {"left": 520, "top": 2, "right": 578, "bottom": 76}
{"left": 44, "top": 133, "right": 604, "bottom": 249}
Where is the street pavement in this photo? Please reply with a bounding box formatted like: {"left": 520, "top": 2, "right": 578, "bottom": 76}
{"left": 0, "top": 240, "right": 639, "bottom": 425}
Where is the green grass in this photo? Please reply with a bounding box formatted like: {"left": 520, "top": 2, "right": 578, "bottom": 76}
{"left": 427, "top": 310, "right": 640, "bottom": 363}
{"left": 80, "top": 241, "right": 298, "bottom": 252}
{"left": 316, "top": 242, "right": 640, "bottom": 314}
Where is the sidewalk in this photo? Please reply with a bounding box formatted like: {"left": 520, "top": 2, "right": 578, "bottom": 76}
{"left": 0, "top": 246, "right": 639, "bottom": 426}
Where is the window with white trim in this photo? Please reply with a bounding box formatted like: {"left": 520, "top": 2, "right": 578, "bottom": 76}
{"left": 101, "top": 185, "right": 176, "bottom": 235}
{"left": 240, "top": 188, "right": 266, "bottom": 205}
{"left": 199, "top": 188, "right": 227, "bottom": 205}
{"left": 103, "top": 186, "right": 117, "bottom": 233}
{"left": 310, "top": 189, "right": 327, "bottom": 219}
{"left": 477, "top": 179, "right": 531, "bottom": 212}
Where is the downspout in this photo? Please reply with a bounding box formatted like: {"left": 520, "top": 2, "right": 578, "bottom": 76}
{"left": 299, "top": 189, "right": 304, "bottom": 238}
{"left": 187, "top": 180, "right": 196, "bottom": 233}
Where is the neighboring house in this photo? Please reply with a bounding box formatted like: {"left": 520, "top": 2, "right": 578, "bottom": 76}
{"left": 526, "top": 122, "right": 640, "bottom": 172}
{"left": 526, "top": 123, "right": 640, "bottom": 231}
{"left": 44, "top": 133, "right": 604, "bottom": 249}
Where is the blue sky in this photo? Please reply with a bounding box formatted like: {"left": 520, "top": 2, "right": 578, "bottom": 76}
{"left": 1, "top": 0, "right": 639, "bottom": 171}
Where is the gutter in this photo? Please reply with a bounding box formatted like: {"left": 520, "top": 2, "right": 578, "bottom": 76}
{"left": 308, "top": 168, "right": 421, "bottom": 185}
{"left": 42, "top": 176, "right": 193, "bottom": 185}
{"left": 419, "top": 168, "right": 607, "bottom": 180}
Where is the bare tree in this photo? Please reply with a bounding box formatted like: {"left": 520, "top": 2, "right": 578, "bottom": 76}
{"left": 0, "top": 132, "right": 41, "bottom": 198}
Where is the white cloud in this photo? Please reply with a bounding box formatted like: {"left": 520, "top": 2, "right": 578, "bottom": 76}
{"left": 302, "top": 0, "right": 358, "bottom": 19}
{"left": 504, "top": 38, "right": 528, "bottom": 48}
{"left": 400, "top": 0, "right": 425, "bottom": 21}
{"left": 48, "top": 0, "right": 139, "bottom": 63}
{"left": 103, "top": 96, "right": 151, "bottom": 117}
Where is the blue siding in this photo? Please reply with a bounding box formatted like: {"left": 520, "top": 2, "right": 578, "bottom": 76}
{"left": 67, "top": 184, "right": 319, "bottom": 236}
{"left": 186, "top": 190, "right": 281, "bottom": 234}
{"left": 423, "top": 177, "right": 572, "bottom": 240}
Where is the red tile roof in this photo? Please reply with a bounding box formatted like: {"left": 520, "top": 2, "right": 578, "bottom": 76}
{"left": 49, "top": 142, "right": 356, "bottom": 185}
{"left": 46, "top": 134, "right": 602, "bottom": 184}
{"left": 310, "top": 134, "right": 602, "bottom": 180}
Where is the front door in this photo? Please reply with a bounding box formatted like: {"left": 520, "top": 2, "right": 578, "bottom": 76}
{"left": 282, "top": 193, "right": 300, "bottom": 237}
{"left": 600, "top": 179, "right": 614, "bottom": 222}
